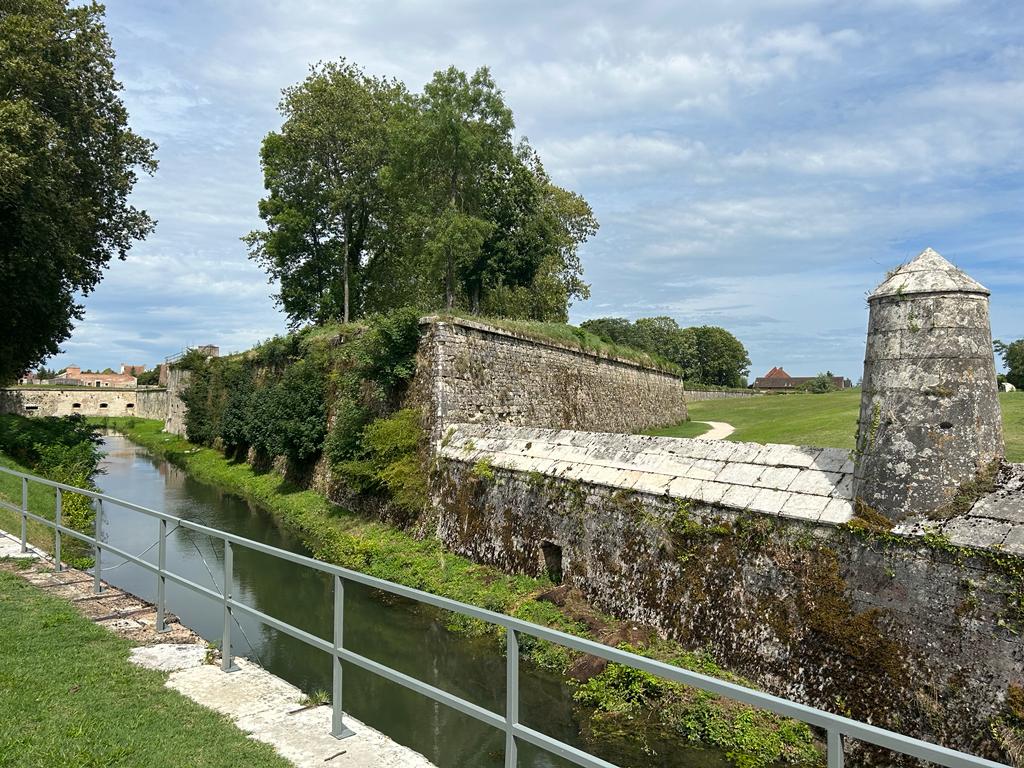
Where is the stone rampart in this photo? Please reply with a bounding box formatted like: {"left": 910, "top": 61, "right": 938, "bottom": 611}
{"left": 164, "top": 368, "right": 191, "bottom": 436}
{"left": 0, "top": 387, "right": 143, "bottom": 417}
{"left": 435, "top": 422, "right": 1024, "bottom": 762}
{"left": 414, "top": 317, "right": 689, "bottom": 437}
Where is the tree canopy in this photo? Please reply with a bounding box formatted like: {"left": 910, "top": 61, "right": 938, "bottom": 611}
{"left": 0, "top": 0, "right": 157, "bottom": 384}
{"left": 580, "top": 316, "right": 750, "bottom": 387}
{"left": 246, "top": 61, "right": 597, "bottom": 327}
{"left": 995, "top": 339, "right": 1024, "bottom": 389}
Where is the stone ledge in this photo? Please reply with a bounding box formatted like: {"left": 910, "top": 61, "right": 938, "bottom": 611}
{"left": 441, "top": 423, "right": 856, "bottom": 526}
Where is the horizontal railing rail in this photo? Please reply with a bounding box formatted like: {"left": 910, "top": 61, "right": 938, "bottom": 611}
{"left": 0, "top": 463, "right": 1009, "bottom": 768}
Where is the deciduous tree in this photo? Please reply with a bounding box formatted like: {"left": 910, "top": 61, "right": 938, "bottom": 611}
{"left": 0, "top": 0, "right": 157, "bottom": 383}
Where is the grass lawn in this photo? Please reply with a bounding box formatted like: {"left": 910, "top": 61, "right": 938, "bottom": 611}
{"left": 0, "top": 570, "right": 291, "bottom": 768}
{"left": 0, "top": 450, "right": 62, "bottom": 554}
{"left": 654, "top": 390, "right": 1024, "bottom": 462}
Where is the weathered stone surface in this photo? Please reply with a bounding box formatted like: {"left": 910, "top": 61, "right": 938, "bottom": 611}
{"left": 853, "top": 248, "right": 1004, "bottom": 520}
{"left": 414, "top": 317, "right": 697, "bottom": 438}
{"left": 433, "top": 454, "right": 1024, "bottom": 763}
{"left": 439, "top": 424, "right": 854, "bottom": 523}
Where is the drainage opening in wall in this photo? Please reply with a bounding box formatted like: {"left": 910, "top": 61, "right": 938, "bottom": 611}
{"left": 541, "top": 541, "right": 563, "bottom": 584}
{"left": 126, "top": 403, "right": 134, "bottom": 409}
{"left": 72, "top": 403, "right": 81, "bottom": 409}
{"left": 99, "top": 403, "right": 108, "bottom": 409}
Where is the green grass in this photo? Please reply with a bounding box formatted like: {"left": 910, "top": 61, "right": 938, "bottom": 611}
{"left": 651, "top": 390, "right": 1024, "bottom": 462}
{"left": 0, "top": 450, "right": 62, "bottom": 554}
{"left": 0, "top": 570, "right": 291, "bottom": 767}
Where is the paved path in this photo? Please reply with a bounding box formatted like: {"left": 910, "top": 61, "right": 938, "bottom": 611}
{"left": 697, "top": 421, "right": 736, "bottom": 440}
{"left": 0, "top": 528, "right": 435, "bottom": 768}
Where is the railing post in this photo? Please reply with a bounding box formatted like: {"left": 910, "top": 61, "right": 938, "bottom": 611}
{"left": 93, "top": 499, "right": 103, "bottom": 594}
{"left": 505, "top": 627, "right": 519, "bottom": 768}
{"left": 54, "top": 489, "right": 62, "bottom": 572}
{"left": 332, "top": 574, "right": 355, "bottom": 739}
{"left": 221, "top": 539, "right": 236, "bottom": 672}
{"left": 20, "top": 476, "right": 27, "bottom": 553}
{"left": 156, "top": 518, "right": 167, "bottom": 631}
{"left": 828, "top": 730, "right": 845, "bottom": 768}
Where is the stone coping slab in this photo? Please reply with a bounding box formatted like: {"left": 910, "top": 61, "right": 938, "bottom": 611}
{"left": 440, "top": 423, "right": 856, "bottom": 526}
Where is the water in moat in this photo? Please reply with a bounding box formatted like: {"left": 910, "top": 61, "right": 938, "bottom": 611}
{"left": 93, "top": 434, "right": 732, "bottom": 768}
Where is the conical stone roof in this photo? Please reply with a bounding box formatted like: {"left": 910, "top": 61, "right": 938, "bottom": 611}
{"left": 870, "top": 247, "right": 989, "bottom": 300}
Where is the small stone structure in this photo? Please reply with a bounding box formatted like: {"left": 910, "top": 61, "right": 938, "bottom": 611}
{"left": 853, "top": 248, "right": 1004, "bottom": 520}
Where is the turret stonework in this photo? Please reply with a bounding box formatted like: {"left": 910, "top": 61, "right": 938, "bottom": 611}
{"left": 853, "top": 247, "right": 1004, "bottom": 520}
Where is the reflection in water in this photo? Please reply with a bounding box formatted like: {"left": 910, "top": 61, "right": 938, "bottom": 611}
{"left": 94, "top": 435, "right": 729, "bottom": 768}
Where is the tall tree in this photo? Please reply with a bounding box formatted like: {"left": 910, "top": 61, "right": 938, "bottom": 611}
{"left": 692, "top": 326, "right": 751, "bottom": 387}
{"left": 0, "top": 0, "right": 157, "bottom": 383}
{"left": 245, "top": 60, "right": 404, "bottom": 325}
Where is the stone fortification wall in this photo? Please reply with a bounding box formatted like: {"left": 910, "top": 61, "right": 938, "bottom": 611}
{"left": 434, "top": 423, "right": 1024, "bottom": 762}
{"left": 133, "top": 387, "right": 169, "bottom": 420}
{"left": 414, "top": 317, "right": 689, "bottom": 437}
{"left": 0, "top": 387, "right": 142, "bottom": 417}
{"left": 164, "top": 368, "right": 191, "bottom": 435}
{"left": 684, "top": 388, "right": 758, "bottom": 402}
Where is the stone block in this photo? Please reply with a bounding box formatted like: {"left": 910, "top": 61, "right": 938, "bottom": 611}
{"left": 787, "top": 470, "right": 843, "bottom": 496}
{"left": 819, "top": 498, "right": 855, "bottom": 525}
{"left": 720, "top": 484, "right": 760, "bottom": 510}
{"left": 715, "top": 462, "right": 765, "bottom": 486}
{"left": 753, "top": 466, "right": 801, "bottom": 490}
{"left": 749, "top": 488, "right": 791, "bottom": 515}
{"left": 666, "top": 476, "right": 703, "bottom": 500}
{"left": 780, "top": 493, "right": 830, "bottom": 521}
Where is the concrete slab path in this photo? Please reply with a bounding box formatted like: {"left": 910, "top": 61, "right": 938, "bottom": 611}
{"left": 0, "top": 528, "right": 436, "bottom": 768}
{"left": 697, "top": 421, "right": 736, "bottom": 440}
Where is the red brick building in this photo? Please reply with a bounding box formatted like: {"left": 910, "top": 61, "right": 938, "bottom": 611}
{"left": 752, "top": 366, "right": 852, "bottom": 391}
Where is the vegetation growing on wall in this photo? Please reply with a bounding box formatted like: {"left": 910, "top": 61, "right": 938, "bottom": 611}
{"left": 0, "top": 414, "right": 101, "bottom": 565}
{"left": 178, "top": 308, "right": 425, "bottom": 516}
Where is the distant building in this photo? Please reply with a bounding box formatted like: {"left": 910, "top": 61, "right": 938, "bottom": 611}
{"left": 753, "top": 366, "right": 853, "bottom": 391}
{"left": 120, "top": 363, "right": 147, "bottom": 376}
{"left": 17, "top": 372, "right": 37, "bottom": 385}
{"left": 48, "top": 365, "right": 137, "bottom": 388}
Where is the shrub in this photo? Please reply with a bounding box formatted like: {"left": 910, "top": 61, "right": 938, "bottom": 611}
{"left": 334, "top": 408, "right": 426, "bottom": 520}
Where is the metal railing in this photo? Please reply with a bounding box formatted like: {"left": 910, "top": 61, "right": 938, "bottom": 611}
{"left": 0, "top": 464, "right": 1009, "bottom": 768}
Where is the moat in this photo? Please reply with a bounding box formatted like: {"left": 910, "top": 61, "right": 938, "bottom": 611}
{"left": 93, "top": 433, "right": 732, "bottom": 768}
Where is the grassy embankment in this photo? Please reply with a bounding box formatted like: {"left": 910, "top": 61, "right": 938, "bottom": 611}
{"left": 0, "top": 569, "right": 292, "bottom": 767}
{"left": 659, "top": 390, "right": 1024, "bottom": 462}
{"left": 69, "top": 416, "right": 821, "bottom": 767}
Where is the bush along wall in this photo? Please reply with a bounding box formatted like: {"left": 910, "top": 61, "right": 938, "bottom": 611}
{"left": 178, "top": 308, "right": 428, "bottom": 523}
{"left": 0, "top": 414, "right": 101, "bottom": 566}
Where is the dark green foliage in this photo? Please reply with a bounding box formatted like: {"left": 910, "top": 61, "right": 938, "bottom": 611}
{"left": 333, "top": 408, "right": 426, "bottom": 520}
{"left": 0, "top": 414, "right": 100, "bottom": 470}
{"left": 581, "top": 317, "right": 750, "bottom": 387}
{"left": 247, "top": 61, "right": 596, "bottom": 327}
{"left": 349, "top": 307, "right": 422, "bottom": 400}
{"left": 324, "top": 396, "right": 370, "bottom": 464}
{"left": 800, "top": 372, "right": 838, "bottom": 394}
{"left": 0, "top": 414, "right": 101, "bottom": 563}
{"left": 0, "top": 0, "right": 157, "bottom": 383}
{"left": 178, "top": 309, "right": 422, "bottom": 493}
{"left": 135, "top": 368, "right": 160, "bottom": 385}
{"left": 995, "top": 339, "right": 1024, "bottom": 389}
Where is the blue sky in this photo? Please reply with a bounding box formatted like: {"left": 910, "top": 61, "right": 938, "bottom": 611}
{"left": 54, "top": 0, "right": 1023, "bottom": 381}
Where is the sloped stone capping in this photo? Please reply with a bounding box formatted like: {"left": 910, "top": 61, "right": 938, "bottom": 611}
{"left": 434, "top": 423, "right": 1024, "bottom": 762}
{"left": 414, "top": 317, "right": 689, "bottom": 437}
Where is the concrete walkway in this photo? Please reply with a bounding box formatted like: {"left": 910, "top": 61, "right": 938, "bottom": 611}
{"left": 697, "top": 421, "right": 736, "bottom": 440}
{"left": 0, "top": 528, "right": 435, "bottom": 768}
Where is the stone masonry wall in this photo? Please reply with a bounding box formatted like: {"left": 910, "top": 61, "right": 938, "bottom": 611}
{"left": 435, "top": 423, "right": 1024, "bottom": 763}
{"left": 0, "top": 387, "right": 142, "bottom": 417}
{"left": 413, "top": 317, "right": 690, "bottom": 438}
{"left": 164, "top": 368, "right": 191, "bottom": 436}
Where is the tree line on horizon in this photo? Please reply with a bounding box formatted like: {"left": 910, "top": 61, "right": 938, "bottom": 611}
{"left": 244, "top": 60, "right": 598, "bottom": 329}
{"left": 580, "top": 316, "right": 751, "bottom": 388}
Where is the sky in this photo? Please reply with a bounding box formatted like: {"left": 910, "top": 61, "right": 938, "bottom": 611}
{"left": 53, "top": 0, "right": 1024, "bottom": 381}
